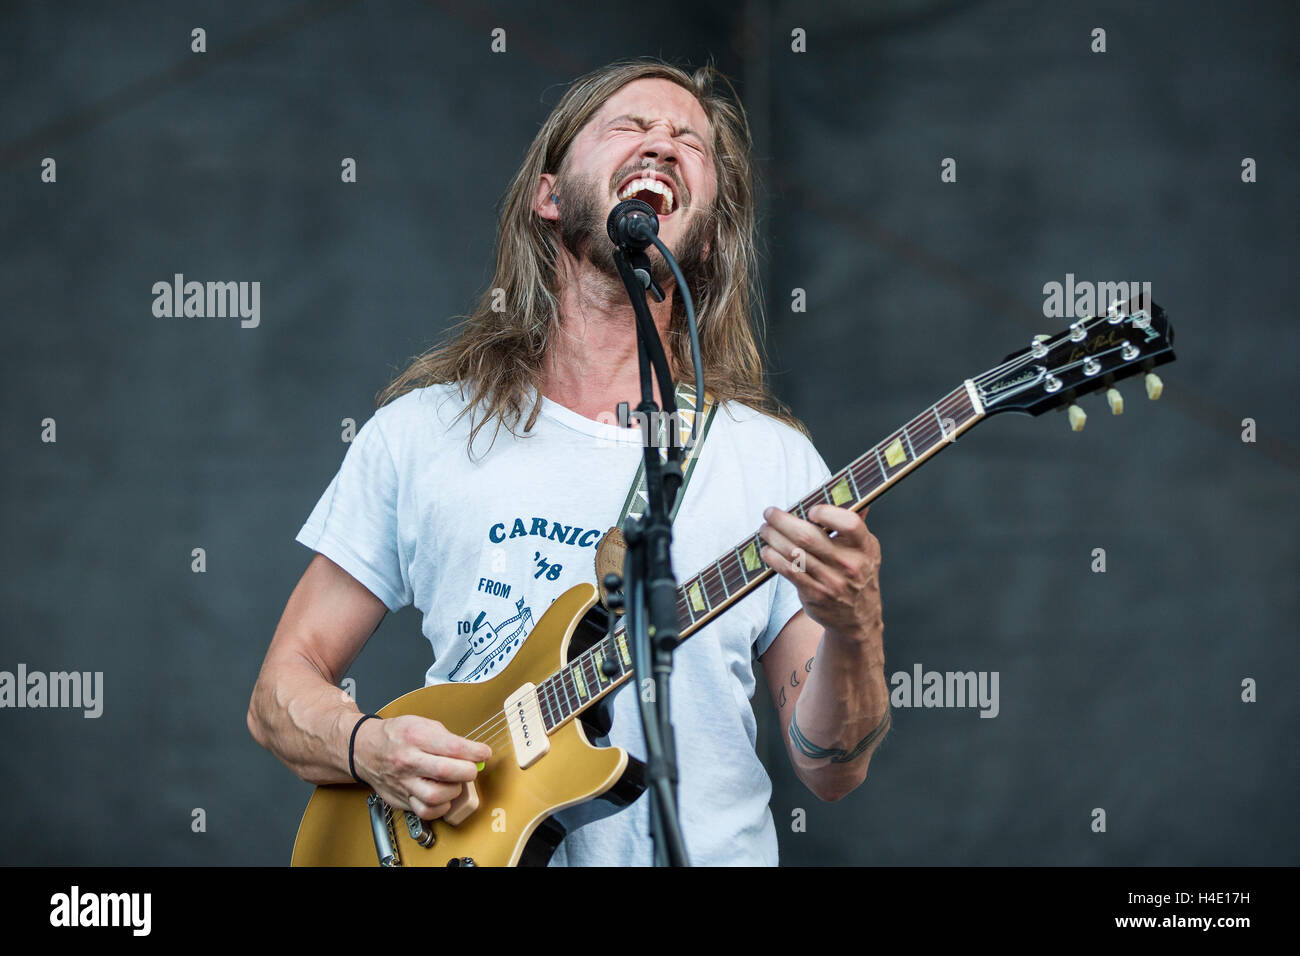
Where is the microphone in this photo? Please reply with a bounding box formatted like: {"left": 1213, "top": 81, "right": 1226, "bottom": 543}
{"left": 606, "top": 198, "right": 659, "bottom": 250}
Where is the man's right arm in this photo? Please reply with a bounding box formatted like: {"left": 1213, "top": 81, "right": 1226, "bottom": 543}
{"left": 247, "top": 554, "right": 490, "bottom": 820}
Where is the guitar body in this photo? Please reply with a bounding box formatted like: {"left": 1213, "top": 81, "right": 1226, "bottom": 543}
{"left": 291, "top": 582, "right": 646, "bottom": 867}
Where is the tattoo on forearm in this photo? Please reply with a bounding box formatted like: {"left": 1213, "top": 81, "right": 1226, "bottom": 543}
{"left": 778, "top": 657, "right": 816, "bottom": 711}
{"left": 788, "top": 703, "right": 892, "bottom": 764}
{"left": 777, "top": 658, "right": 816, "bottom": 711}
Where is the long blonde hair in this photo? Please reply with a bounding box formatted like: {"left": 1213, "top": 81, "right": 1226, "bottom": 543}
{"left": 376, "top": 57, "right": 807, "bottom": 451}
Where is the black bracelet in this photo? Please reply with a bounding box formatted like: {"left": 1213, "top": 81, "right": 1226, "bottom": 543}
{"left": 348, "top": 713, "right": 381, "bottom": 784}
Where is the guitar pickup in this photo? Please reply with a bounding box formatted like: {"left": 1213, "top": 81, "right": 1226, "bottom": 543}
{"left": 504, "top": 682, "right": 550, "bottom": 769}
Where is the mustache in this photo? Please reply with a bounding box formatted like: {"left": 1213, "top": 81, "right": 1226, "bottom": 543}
{"left": 553, "top": 172, "right": 713, "bottom": 283}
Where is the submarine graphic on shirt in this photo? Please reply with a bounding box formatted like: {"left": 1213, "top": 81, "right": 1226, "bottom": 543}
{"left": 446, "top": 512, "right": 610, "bottom": 682}
{"left": 447, "top": 597, "right": 535, "bottom": 683}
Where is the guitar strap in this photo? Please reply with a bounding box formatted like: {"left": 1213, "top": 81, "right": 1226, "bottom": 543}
{"left": 616, "top": 382, "right": 717, "bottom": 524}
{"left": 595, "top": 383, "right": 717, "bottom": 609}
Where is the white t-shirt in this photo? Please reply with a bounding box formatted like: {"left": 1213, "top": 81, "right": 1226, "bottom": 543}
{"left": 296, "top": 382, "right": 831, "bottom": 866}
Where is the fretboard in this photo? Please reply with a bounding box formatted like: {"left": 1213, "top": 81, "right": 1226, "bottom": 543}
{"left": 535, "top": 380, "right": 986, "bottom": 732}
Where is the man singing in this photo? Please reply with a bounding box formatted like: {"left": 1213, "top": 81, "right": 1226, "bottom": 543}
{"left": 248, "top": 58, "right": 892, "bottom": 865}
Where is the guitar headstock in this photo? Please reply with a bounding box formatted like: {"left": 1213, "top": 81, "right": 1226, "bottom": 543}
{"left": 976, "top": 299, "right": 1175, "bottom": 428}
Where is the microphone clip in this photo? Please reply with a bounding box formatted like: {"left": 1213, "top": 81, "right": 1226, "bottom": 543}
{"left": 627, "top": 248, "right": 666, "bottom": 303}
{"left": 607, "top": 199, "right": 666, "bottom": 302}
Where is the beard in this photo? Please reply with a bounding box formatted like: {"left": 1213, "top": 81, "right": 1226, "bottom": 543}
{"left": 554, "top": 171, "right": 715, "bottom": 291}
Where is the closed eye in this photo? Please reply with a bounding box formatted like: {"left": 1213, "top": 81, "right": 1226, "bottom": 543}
{"left": 609, "top": 123, "right": 706, "bottom": 155}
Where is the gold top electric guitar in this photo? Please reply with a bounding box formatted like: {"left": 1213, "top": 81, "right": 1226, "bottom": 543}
{"left": 291, "top": 300, "right": 1176, "bottom": 866}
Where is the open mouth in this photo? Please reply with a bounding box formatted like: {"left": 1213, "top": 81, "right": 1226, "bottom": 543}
{"left": 616, "top": 174, "right": 678, "bottom": 216}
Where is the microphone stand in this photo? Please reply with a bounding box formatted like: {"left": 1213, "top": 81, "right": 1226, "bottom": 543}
{"left": 609, "top": 210, "right": 690, "bottom": 867}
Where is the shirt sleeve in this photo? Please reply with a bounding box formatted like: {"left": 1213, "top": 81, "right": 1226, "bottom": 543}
{"left": 755, "top": 424, "right": 834, "bottom": 659}
{"left": 295, "top": 414, "right": 411, "bottom": 613}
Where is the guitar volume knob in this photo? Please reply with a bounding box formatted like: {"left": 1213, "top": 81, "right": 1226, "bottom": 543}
{"left": 404, "top": 811, "right": 435, "bottom": 848}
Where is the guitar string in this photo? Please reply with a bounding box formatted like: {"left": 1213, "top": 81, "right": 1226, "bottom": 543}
{"left": 458, "top": 650, "right": 624, "bottom": 756}
{"left": 445, "top": 318, "right": 1157, "bottom": 755}
{"left": 452, "top": 369, "right": 1042, "bottom": 753}
{"left": 447, "top": 385, "right": 978, "bottom": 756}
{"left": 450, "top": 363, "right": 1037, "bottom": 752}
{"left": 446, "top": 358, "right": 1150, "bottom": 766}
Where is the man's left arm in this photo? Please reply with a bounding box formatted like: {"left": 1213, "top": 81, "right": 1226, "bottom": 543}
{"left": 758, "top": 503, "right": 891, "bottom": 802}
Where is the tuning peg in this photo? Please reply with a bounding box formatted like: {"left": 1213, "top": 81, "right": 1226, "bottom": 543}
{"left": 1106, "top": 387, "right": 1124, "bottom": 415}
{"left": 1067, "top": 404, "right": 1087, "bottom": 432}
{"left": 1144, "top": 373, "right": 1164, "bottom": 400}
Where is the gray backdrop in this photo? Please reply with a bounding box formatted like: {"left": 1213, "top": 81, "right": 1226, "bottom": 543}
{"left": 2, "top": 0, "right": 1295, "bottom": 865}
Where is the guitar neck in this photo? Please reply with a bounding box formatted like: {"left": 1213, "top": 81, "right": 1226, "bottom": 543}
{"left": 537, "top": 379, "right": 987, "bottom": 731}
{"left": 673, "top": 379, "right": 986, "bottom": 642}
{"left": 538, "top": 302, "right": 1175, "bottom": 729}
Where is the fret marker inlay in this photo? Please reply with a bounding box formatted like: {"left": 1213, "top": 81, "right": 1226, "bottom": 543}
{"left": 688, "top": 581, "right": 706, "bottom": 612}
{"left": 830, "top": 476, "right": 853, "bottom": 505}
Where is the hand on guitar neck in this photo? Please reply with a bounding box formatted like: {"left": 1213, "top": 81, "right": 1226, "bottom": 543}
{"left": 353, "top": 715, "right": 493, "bottom": 823}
